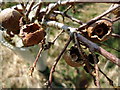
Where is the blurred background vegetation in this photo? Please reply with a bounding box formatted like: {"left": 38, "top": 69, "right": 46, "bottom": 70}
{"left": 0, "top": 2, "right": 120, "bottom": 88}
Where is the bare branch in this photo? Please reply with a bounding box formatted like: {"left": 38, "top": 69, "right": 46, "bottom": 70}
{"left": 25, "top": 0, "right": 35, "bottom": 23}
{"left": 99, "top": 67, "right": 114, "bottom": 87}
{"left": 98, "top": 42, "right": 120, "bottom": 52}
{"left": 45, "top": 21, "right": 120, "bottom": 67}
{"left": 29, "top": 40, "right": 45, "bottom": 76}
{"left": 41, "top": 2, "right": 59, "bottom": 24}
{"left": 112, "top": 17, "right": 120, "bottom": 22}
{"left": 34, "top": 1, "right": 43, "bottom": 20}
{"left": 111, "top": 33, "right": 120, "bottom": 38}
{"left": 44, "top": 30, "right": 64, "bottom": 50}
{"left": 54, "top": 11, "right": 83, "bottom": 24}
{"left": 48, "top": 37, "right": 71, "bottom": 87}
{"left": 52, "top": 30, "right": 64, "bottom": 44}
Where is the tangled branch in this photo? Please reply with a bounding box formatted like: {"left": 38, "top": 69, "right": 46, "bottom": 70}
{"left": 0, "top": 0, "right": 120, "bottom": 88}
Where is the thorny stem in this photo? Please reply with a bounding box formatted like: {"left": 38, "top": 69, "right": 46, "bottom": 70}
{"left": 47, "top": 37, "right": 71, "bottom": 87}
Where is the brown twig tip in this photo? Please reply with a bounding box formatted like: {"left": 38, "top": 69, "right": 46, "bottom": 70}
{"left": 28, "top": 40, "right": 44, "bottom": 76}
{"left": 47, "top": 37, "right": 71, "bottom": 87}
{"left": 29, "top": 66, "right": 35, "bottom": 77}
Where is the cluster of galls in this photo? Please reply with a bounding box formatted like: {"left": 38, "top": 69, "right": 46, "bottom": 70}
{"left": 64, "top": 46, "right": 99, "bottom": 74}
{"left": 0, "top": 8, "right": 46, "bottom": 47}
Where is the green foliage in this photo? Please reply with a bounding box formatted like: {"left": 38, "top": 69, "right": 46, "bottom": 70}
{"left": 1, "top": 2, "right": 18, "bottom": 9}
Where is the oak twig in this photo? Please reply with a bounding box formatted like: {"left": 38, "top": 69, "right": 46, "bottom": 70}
{"left": 47, "top": 37, "right": 71, "bottom": 87}
{"left": 29, "top": 40, "right": 45, "bottom": 76}
{"left": 111, "top": 33, "right": 120, "bottom": 38}
{"left": 44, "top": 30, "right": 64, "bottom": 50}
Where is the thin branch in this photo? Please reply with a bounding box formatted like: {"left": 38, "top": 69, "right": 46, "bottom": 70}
{"left": 74, "top": 33, "right": 90, "bottom": 72}
{"left": 61, "top": 0, "right": 120, "bottom": 4}
{"left": 90, "top": 64, "right": 114, "bottom": 87}
{"left": 54, "top": 11, "right": 83, "bottom": 24}
{"left": 31, "top": 0, "right": 120, "bottom": 10}
{"left": 52, "top": 30, "right": 64, "bottom": 44}
{"left": 25, "top": 0, "right": 35, "bottom": 23}
{"left": 19, "top": 1, "right": 26, "bottom": 12}
{"left": 44, "top": 30, "right": 64, "bottom": 50}
{"left": 34, "top": 1, "right": 43, "bottom": 20}
{"left": 98, "top": 42, "right": 120, "bottom": 52}
{"left": 74, "top": 33, "right": 98, "bottom": 86}
{"left": 29, "top": 40, "right": 45, "bottom": 76}
{"left": 64, "top": 5, "right": 72, "bottom": 13}
{"left": 41, "top": 2, "right": 59, "bottom": 24}
{"left": 112, "top": 17, "right": 120, "bottom": 23}
{"left": 99, "top": 67, "right": 114, "bottom": 87}
{"left": 111, "top": 33, "right": 120, "bottom": 38}
{"left": 47, "top": 37, "right": 71, "bottom": 87}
